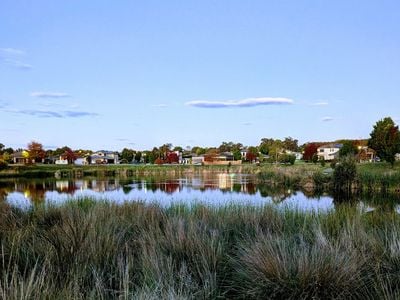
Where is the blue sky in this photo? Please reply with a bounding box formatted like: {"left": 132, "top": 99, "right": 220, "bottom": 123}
{"left": 1, "top": 1, "right": 399, "bottom": 151}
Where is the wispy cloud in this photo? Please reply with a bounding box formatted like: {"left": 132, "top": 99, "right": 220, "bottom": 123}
{"left": 1, "top": 48, "right": 32, "bottom": 70}
{"left": 4, "top": 109, "right": 98, "bottom": 118}
{"left": 116, "top": 138, "right": 129, "bottom": 142}
{"left": 3, "top": 59, "right": 33, "bottom": 70}
{"left": 30, "top": 92, "right": 70, "bottom": 98}
{"left": 64, "top": 111, "right": 98, "bottom": 118}
{"left": 152, "top": 104, "right": 168, "bottom": 108}
{"left": 321, "top": 116, "right": 334, "bottom": 122}
{"left": 0, "top": 48, "right": 25, "bottom": 56}
{"left": 185, "top": 97, "right": 294, "bottom": 108}
{"left": 310, "top": 101, "right": 329, "bottom": 106}
{"left": 242, "top": 122, "right": 253, "bottom": 126}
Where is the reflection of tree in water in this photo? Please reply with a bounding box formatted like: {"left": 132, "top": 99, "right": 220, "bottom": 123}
{"left": 0, "top": 181, "right": 15, "bottom": 202}
{"left": 22, "top": 183, "right": 46, "bottom": 203}
{"left": 257, "top": 184, "right": 296, "bottom": 203}
{"left": 157, "top": 180, "right": 180, "bottom": 194}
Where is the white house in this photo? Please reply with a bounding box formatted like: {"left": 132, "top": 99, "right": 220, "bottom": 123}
{"left": 86, "top": 151, "right": 119, "bottom": 164}
{"left": 191, "top": 156, "right": 205, "bottom": 165}
{"left": 317, "top": 144, "right": 343, "bottom": 161}
{"left": 285, "top": 150, "right": 303, "bottom": 160}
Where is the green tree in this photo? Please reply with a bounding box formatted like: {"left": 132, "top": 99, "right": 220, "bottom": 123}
{"left": 339, "top": 141, "right": 358, "bottom": 157}
{"left": 233, "top": 149, "right": 242, "bottom": 161}
{"left": 173, "top": 146, "right": 183, "bottom": 152}
{"left": 283, "top": 137, "right": 299, "bottom": 152}
{"left": 120, "top": 148, "right": 135, "bottom": 163}
{"left": 269, "top": 140, "right": 283, "bottom": 162}
{"left": 134, "top": 151, "right": 142, "bottom": 163}
{"left": 192, "top": 146, "right": 206, "bottom": 156}
{"left": 259, "top": 138, "right": 275, "bottom": 155}
{"left": 368, "top": 117, "right": 400, "bottom": 166}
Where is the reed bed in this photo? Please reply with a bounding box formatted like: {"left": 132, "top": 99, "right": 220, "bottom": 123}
{"left": 1, "top": 199, "right": 400, "bottom": 299}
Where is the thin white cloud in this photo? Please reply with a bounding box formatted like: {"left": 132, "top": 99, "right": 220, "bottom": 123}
{"left": 3, "top": 108, "right": 98, "bottom": 118}
{"left": 30, "top": 92, "right": 70, "bottom": 98}
{"left": 1, "top": 48, "right": 32, "bottom": 70}
{"left": 321, "top": 117, "right": 334, "bottom": 122}
{"left": 3, "top": 59, "right": 33, "bottom": 70}
{"left": 242, "top": 122, "right": 253, "bottom": 126}
{"left": 0, "top": 48, "right": 25, "bottom": 56}
{"left": 185, "top": 97, "right": 294, "bottom": 108}
{"left": 152, "top": 104, "right": 168, "bottom": 108}
{"left": 310, "top": 101, "right": 329, "bottom": 106}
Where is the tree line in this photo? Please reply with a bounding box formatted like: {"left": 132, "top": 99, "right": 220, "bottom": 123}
{"left": 1, "top": 117, "right": 399, "bottom": 167}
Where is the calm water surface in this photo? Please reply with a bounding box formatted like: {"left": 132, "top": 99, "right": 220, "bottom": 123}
{"left": 0, "top": 173, "right": 397, "bottom": 213}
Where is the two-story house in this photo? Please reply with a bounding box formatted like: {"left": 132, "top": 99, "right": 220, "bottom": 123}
{"left": 317, "top": 144, "right": 343, "bottom": 161}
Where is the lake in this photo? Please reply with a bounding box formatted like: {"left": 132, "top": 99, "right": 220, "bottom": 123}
{"left": 1, "top": 172, "right": 398, "bottom": 213}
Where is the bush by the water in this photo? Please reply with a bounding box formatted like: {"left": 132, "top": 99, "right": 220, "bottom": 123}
{"left": 333, "top": 155, "right": 357, "bottom": 192}
{"left": 1, "top": 200, "right": 400, "bottom": 299}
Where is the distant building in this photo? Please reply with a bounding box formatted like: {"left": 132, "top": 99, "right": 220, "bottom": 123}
{"left": 285, "top": 150, "right": 303, "bottom": 160}
{"left": 357, "top": 146, "right": 376, "bottom": 163}
{"left": 11, "top": 151, "right": 30, "bottom": 164}
{"left": 317, "top": 144, "right": 343, "bottom": 161}
{"left": 85, "top": 151, "right": 119, "bottom": 164}
{"left": 191, "top": 156, "right": 205, "bottom": 165}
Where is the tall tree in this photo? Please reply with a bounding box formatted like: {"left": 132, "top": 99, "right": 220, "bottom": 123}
{"left": 120, "top": 148, "right": 135, "bottom": 163}
{"left": 339, "top": 141, "right": 358, "bottom": 157}
{"left": 283, "top": 137, "right": 299, "bottom": 152}
{"left": 259, "top": 138, "right": 275, "bottom": 155}
{"left": 63, "top": 147, "right": 77, "bottom": 163}
{"left": 368, "top": 117, "right": 400, "bottom": 166}
{"left": 27, "top": 141, "right": 45, "bottom": 163}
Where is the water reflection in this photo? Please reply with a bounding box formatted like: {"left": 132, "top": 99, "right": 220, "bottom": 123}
{"left": 1, "top": 173, "right": 399, "bottom": 213}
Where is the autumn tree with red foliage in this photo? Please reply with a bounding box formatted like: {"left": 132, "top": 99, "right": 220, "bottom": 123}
{"left": 204, "top": 149, "right": 219, "bottom": 162}
{"left": 303, "top": 143, "right": 319, "bottom": 162}
{"left": 166, "top": 152, "right": 179, "bottom": 164}
{"left": 27, "top": 141, "right": 45, "bottom": 163}
{"left": 62, "top": 147, "right": 77, "bottom": 164}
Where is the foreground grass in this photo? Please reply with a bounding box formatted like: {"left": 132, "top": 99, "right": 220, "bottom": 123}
{"left": 1, "top": 199, "right": 400, "bottom": 299}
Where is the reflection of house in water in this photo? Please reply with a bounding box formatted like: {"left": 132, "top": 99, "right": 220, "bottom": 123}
{"left": 80, "top": 179, "right": 120, "bottom": 192}
{"left": 218, "top": 173, "right": 234, "bottom": 190}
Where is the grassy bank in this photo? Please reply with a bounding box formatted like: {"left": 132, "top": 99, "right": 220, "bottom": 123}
{"left": 1, "top": 199, "right": 400, "bottom": 299}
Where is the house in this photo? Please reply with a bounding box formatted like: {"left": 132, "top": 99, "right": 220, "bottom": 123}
{"left": 317, "top": 144, "right": 343, "bottom": 161}
{"left": 11, "top": 151, "right": 30, "bottom": 164}
{"left": 55, "top": 157, "right": 69, "bottom": 165}
{"left": 357, "top": 146, "right": 376, "bottom": 163}
{"left": 284, "top": 150, "right": 303, "bottom": 160}
{"left": 191, "top": 156, "right": 205, "bottom": 165}
{"left": 85, "top": 150, "right": 119, "bottom": 164}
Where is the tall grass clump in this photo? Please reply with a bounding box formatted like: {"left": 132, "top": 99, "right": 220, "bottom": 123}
{"left": 1, "top": 199, "right": 400, "bottom": 298}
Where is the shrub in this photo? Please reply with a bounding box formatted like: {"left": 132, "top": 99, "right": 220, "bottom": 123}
{"left": 333, "top": 155, "right": 357, "bottom": 193}
{"left": 279, "top": 154, "right": 296, "bottom": 165}
{"left": 0, "top": 159, "right": 8, "bottom": 170}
